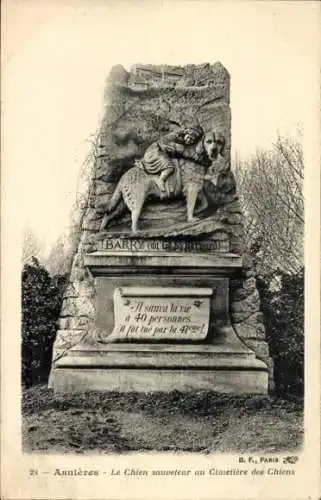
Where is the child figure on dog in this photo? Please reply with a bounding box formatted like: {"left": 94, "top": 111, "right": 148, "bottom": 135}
{"left": 139, "top": 125, "right": 205, "bottom": 196}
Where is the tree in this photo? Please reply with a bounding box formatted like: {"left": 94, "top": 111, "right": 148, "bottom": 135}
{"left": 43, "top": 132, "right": 99, "bottom": 276}
{"left": 22, "top": 228, "right": 45, "bottom": 266}
{"left": 43, "top": 235, "right": 73, "bottom": 277}
{"left": 233, "top": 130, "right": 303, "bottom": 276}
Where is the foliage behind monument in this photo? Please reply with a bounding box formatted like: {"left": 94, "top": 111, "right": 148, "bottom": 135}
{"left": 21, "top": 262, "right": 67, "bottom": 387}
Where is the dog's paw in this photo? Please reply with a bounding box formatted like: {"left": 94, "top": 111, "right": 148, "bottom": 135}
{"left": 187, "top": 216, "right": 199, "bottom": 223}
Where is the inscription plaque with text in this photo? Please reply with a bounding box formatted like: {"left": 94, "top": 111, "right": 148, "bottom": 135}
{"left": 106, "top": 287, "right": 213, "bottom": 342}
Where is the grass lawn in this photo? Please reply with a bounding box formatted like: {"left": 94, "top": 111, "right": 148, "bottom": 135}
{"left": 22, "top": 385, "right": 303, "bottom": 455}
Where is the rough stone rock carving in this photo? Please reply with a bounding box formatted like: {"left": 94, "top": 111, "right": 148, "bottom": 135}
{"left": 100, "top": 128, "right": 226, "bottom": 233}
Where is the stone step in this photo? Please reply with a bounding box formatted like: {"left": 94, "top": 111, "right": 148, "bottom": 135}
{"left": 56, "top": 340, "right": 265, "bottom": 370}
{"left": 53, "top": 363, "right": 268, "bottom": 394}
{"left": 56, "top": 353, "right": 264, "bottom": 370}
{"left": 68, "top": 342, "right": 255, "bottom": 357}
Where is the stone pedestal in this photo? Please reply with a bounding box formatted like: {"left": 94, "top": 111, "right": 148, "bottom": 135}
{"left": 51, "top": 251, "right": 268, "bottom": 393}
{"left": 50, "top": 63, "right": 273, "bottom": 393}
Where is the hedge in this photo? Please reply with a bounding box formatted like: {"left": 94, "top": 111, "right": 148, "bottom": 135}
{"left": 21, "top": 260, "right": 67, "bottom": 387}
{"left": 257, "top": 269, "right": 304, "bottom": 397}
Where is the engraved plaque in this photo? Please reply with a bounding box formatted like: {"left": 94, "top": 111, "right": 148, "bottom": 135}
{"left": 99, "top": 237, "right": 229, "bottom": 253}
{"left": 106, "top": 287, "right": 213, "bottom": 342}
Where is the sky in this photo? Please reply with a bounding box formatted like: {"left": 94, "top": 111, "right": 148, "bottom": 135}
{"left": 3, "top": 0, "right": 320, "bottom": 251}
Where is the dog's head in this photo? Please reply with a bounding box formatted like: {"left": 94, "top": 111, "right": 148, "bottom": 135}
{"left": 202, "top": 131, "right": 226, "bottom": 161}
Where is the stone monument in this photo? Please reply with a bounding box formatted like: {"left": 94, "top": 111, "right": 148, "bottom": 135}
{"left": 49, "top": 63, "right": 273, "bottom": 393}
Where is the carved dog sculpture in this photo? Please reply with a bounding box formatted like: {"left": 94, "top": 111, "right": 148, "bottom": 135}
{"left": 100, "top": 131, "right": 221, "bottom": 233}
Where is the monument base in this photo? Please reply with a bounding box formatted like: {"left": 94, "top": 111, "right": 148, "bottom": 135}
{"left": 51, "top": 342, "right": 268, "bottom": 394}
{"left": 51, "top": 250, "right": 269, "bottom": 394}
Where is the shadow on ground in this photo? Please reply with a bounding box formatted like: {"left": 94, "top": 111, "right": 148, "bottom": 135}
{"left": 22, "top": 386, "right": 304, "bottom": 454}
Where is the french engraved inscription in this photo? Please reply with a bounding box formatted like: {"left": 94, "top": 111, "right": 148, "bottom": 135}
{"left": 100, "top": 238, "right": 229, "bottom": 253}
{"left": 107, "top": 287, "right": 212, "bottom": 342}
